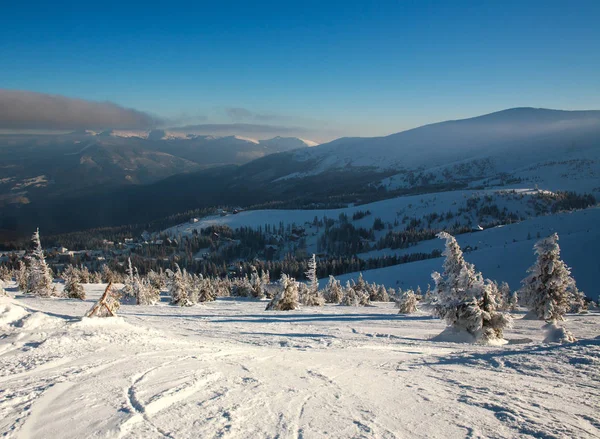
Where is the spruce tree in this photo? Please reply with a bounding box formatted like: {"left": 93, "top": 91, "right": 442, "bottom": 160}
{"left": 266, "top": 274, "right": 300, "bottom": 311}
{"left": 324, "top": 275, "right": 343, "bottom": 303}
{"left": 396, "top": 289, "right": 418, "bottom": 314}
{"left": 432, "top": 232, "right": 511, "bottom": 342}
{"left": 63, "top": 265, "right": 85, "bottom": 299}
{"left": 520, "top": 233, "right": 581, "bottom": 322}
{"left": 169, "top": 264, "right": 193, "bottom": 306}
{"left": 26, "top": 229, "right": 55, "bottom": 297}
{"left": 301, "top": 255, "right": 324, "bottom": 306}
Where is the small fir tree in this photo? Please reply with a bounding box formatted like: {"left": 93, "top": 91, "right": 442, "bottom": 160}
{"left": 432, "top": 232, "right": 511, "bottom": 342}
{"left": 63, "top": 265, "right": 85, "bottom": 299}
{"left": 26, "top": 229, "right": 55, "bottom": 297}
{"left": 168, "top": 264, "right": 193, "bottom": 306}
{"left": 266, "top": 274, "right": 300, "bottom": 311}
{"left": 396, "top": 289, "right": 418, "bottom": 314}
{"left": 324, "top": 275, "right": 343, "bottom": 304}
{"left": 519, "top": 233, "right": 580, "bottom": 322}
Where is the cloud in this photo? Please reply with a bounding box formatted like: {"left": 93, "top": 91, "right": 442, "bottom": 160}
{"left": 0, "top": 89, "right": 162, "bottom": 130}
{"left": 225, "top": 107, "right": 280, "bottom": 122}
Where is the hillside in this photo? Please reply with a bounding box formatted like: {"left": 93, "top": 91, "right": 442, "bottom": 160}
{"left": 1, "top": 108, "right": 598, "bottom": 238}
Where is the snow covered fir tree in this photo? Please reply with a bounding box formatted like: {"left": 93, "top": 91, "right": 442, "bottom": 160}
{"left": 62, "top": 265, "right": 85, "bottom": 300}
{"left": 26, "top": 229, "right": 56, "bottom": 297}
{"left": 520, "top": 233, "right": 585, "bottom": 322}
{"left": 300, "top": 254, "right": 324, "bottom": 306}
{"left": 396, "top": 289, "right": 418, "bottom": 314}
{"left": 324, "top": 275, "right": 343, "bottom": 304}
{"left": 431, "top": 232, "right": 511, "bottom": 343}
{"left": 266, "top": 274, "right": 300, "bottom": 311}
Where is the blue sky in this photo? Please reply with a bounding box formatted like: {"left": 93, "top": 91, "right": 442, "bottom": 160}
{"left": 1, "top": 0, "right": 599, "bottom": 141}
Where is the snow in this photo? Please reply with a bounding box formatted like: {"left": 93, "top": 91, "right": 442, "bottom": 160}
{"left": 165, "top": 188, "right": 543, "bottom": 236}
{"left": 165, "top": 189, "right": 599, "bottom": 301}
{"left": 350, "top": 207, "right": 600, "bottom": 300}
{"left": 1, "top": 284, "right": 599, "bottom": 438}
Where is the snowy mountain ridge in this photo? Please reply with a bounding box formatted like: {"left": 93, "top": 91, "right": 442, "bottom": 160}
{"left": 77, "top": 129, "right": 319, "bottom": 147}
{"left": 282, "top": 108, "right": 600, "bottom": 182}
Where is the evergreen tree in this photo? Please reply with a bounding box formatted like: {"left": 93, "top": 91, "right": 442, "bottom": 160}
{"left": 134, "top": 268, "right": 159, "bottom": 305}
{"left": 63, "top": 265, "right": 85, "bottom": 299}
{"left": 340, "top": 280, "right": 361, "bottom": 306}
{"left": 396, "top": 289, "right": 418, "bottom": 314}
{"left": 266, "top": 274, "right": 300, "bottom": 311}
{"left": 168, "top": 264, "right": 193, "bottom": 306}
{"left": 26, "top": 229, "right": 55, "bottom": 297}
{"left": 324, "top": 275, "right": 343, "bottom": 303}
{"left": 101, "top": 264, "right": 116, "bottom": 284}
{"left": 432, "top": 232, "right": 511, "bottom": 342}
{"left": 120, "top": 258, "right": 136, "bottom": 301}
{"left": 249, "top": 268, "right": 266, "bottom": 299}
{"left": 371, "top": 284, "right": 390, "bottom": 302}
{"left": 300, "top": 255, "right": 324, "bottom": 306}
{"left": 520, "top": 233, "right": 581, "bottom": 322}
{"left": 16, "top": 260, "right": 28, "bottom": 292}
{"left": 0, "top": 265, "right": 11, "bottom": 282}
{"left": 497, "top": 281, "right": 518, "bottom": 311}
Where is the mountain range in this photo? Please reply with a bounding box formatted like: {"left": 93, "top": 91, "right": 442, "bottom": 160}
{"left": 1, "top": 107, "right": 598, "bottom": 239}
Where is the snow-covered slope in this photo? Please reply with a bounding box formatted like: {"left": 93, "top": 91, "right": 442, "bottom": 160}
{"left": 1, "top": 286, "right": 598, "bottom": 438}
{"left": 259, "top": 136, "right": 319, "bottom": 149}
{"left": 165, "top": 188, "right": 599, "bottom": 300}
{"left": 350, "top": 207, "right": 600, "bottom": 300}
{"left": 282, "top": 108, "right": 600, "bottom": 183}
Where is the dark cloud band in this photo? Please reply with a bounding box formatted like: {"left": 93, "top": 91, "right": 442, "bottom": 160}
{"left": 0, "top": 89, "right": 162, "bottom": 130}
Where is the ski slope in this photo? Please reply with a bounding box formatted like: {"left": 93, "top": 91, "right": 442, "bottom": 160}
{"left": 1, "top": 285, "right": 599, "bottom": 438}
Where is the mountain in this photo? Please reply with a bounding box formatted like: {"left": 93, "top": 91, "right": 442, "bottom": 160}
{"left": 0, "top": 131, "right": 318, "bottom": 209}
{"left": 1, "top": 108, "right": 598, "bottom": 238}
{"left": 282, "top": 108, "right": 600, "bottom": 182}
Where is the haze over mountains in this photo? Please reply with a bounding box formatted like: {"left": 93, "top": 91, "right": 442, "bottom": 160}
{"left": 0, "top": 130, "right": 318, "bottom": 205}
{"left": 1, "top": 107, "right": 598, "bottom": 238}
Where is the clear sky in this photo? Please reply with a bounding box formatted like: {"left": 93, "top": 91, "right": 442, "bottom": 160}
{"left": 1, "top": 0, "right": 599, "bottom": 141}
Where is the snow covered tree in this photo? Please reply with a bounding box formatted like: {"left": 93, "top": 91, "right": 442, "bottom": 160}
{"left": 300, "top": 256, "right": 324, "bottom": 306}
{"left": 567, "top": 279, "right": 586, "bottom": 313}
{"left": 62, "top": 265, "right": 85, "bottom": 299}
{"left": 249, "top": 268, "right": 266, "bottom": 299}
{"left": 26, "top": 229, "right": 55, "bottom": 297}
{"left": 90, "top": 271, "right": 102, "bottom": 283}
{"left": 120, "top": 258, "right": 136, "bottom": 301}
{"left": 432, "top": 232, "right": 511, "bottom": 342}
{"left": 266, "top": 274, "right": 300, "bottom": 311}
{"left": 0, "top": 265, "right": 11, "bottom": 282}
{"left": 324, "top": 275, "right": 343, "bottom": 303}
{"left": 16, "top": 260, "right": 28, "bottom": 292}
{"left": 193, "top": 275, "right": 216, "bottom": 303}
{"left": 0, "top": 280, "right": 7, "bottom": 297}
{"left": 134, "top": 268, "right": 160, "bottom": 305}
{"left": 168, "top": 264, "right": 193, "bottom": 306}
{"left": 147, "top": 269, "right": 167, "bottom": 291}
{"left": 519, "top": 233, "right": 580, "bottom": 322}
{"left": 340, "top": 274, "right": 370, "bottom": 306}
{"left": 396, "top": 289, "right": 418, "bottom": 314}
{"left": 101, "top": 264, "right": 117, "bottom": 283}
{"left": 231, "top": 276, "right": 253, "bottom": 297}
{"left": 371, "top": 284, "right": 390, "bottom": 302}
{"left": 497, "top": 281, "right": 518, "bottom": 311}
{"left": 340, "top": 280, "right": 360, "bottom": 306}
{"left": 78, "top": 265, "right": 91, "bottom": 283}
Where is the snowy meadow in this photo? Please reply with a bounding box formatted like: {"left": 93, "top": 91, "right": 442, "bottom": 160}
{"left": 1, "top": 279, "right": 599, "bottom": 438}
